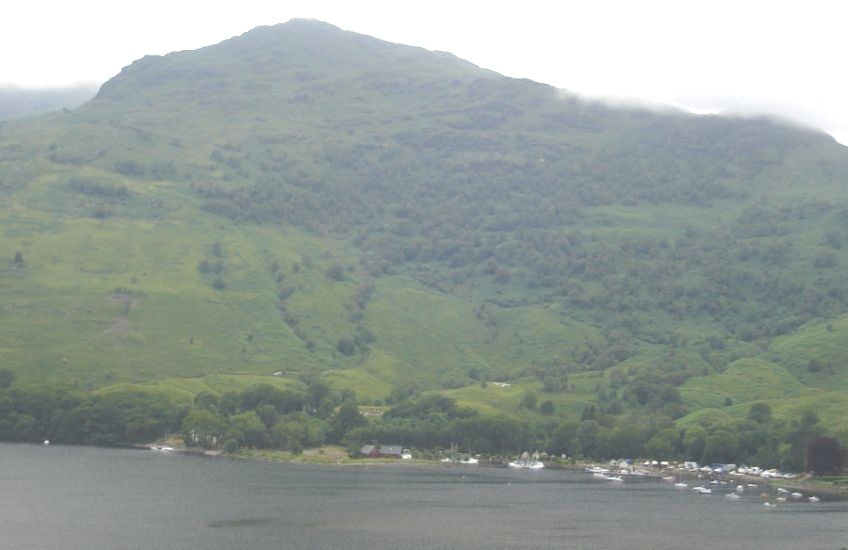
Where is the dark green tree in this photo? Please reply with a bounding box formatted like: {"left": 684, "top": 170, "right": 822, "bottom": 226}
{"left": 548, "top": 421, "right": 578, "bottom": 457}
{"left": 701, "top": 429, "right": 739, "bottom": 464}
{"left": 330, "top": 398, "right": 367, "bottom": 442}
{"left": 180, "top": 408, "right": 227, "bottom": 448}
{"left": 337, "top": 338, "right": 356, "bottom": 356}
{"left": 683, "top": 426, "right": 707, "bottom": 462}
{"left": 226, "top": 411, "right": 268, "bottom": 448}
{"left": 521, "top": 391, "right": 537, "bottom": 410}
{"left": 327, "top": 263, "right": 345, "bottom": 281}
{"left": 747, "top": 402, "right": 772, "bottom": 424}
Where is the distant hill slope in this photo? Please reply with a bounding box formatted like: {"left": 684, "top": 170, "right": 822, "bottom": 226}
{"left": 2, "top": 19, "right": 848, "bottom": 430}
{"left": 0, "top": 85, "right": 97, "bottom": 120}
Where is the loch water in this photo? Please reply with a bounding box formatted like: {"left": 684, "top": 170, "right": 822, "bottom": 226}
{"left": 1, "top": 443, "right": 846, "bottom": 549}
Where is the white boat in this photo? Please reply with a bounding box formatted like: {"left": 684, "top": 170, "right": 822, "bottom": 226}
{"left": 692, "top": 486, "right": 712, "bottom": 494}
{"left": 443, "top": 454, "right": 478, "bottom": 465}
{"left": 508, "top": 460, "right": 544, "bottom": 469}
{"left": 603, "top": 475, "right": 623, "bottom": 482}
{"left": 725, "top": 493, "right": 741, "bottom": 500}
{"left": 808, "top": 496, "right": 820, "bottom": 503}
{"left": 509, "top": 451, "right": 544, "bottom": 469}
{"left": 674, "top": 482, "right": 688, "bottom": 488}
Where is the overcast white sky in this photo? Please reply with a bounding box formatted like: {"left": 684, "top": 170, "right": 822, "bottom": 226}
{"left": 2, "top": 0, "right": 846, "bottom": 144}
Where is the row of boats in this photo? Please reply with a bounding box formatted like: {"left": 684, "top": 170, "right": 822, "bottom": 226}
{"left": 681, "top": 482, "right": 821, "bottom": 505}
{"left": 584, "top": 465, "right": 652, "bottom": 482}
{"left": 441, "top": 451, "right": 546, "bottom": 469}
{"left": 584, "top": 465, "right": 823, "bottom": 506}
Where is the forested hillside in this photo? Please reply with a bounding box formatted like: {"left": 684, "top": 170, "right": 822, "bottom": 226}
{"left": 2, "top": 20, "right": 848, "bottom": 465}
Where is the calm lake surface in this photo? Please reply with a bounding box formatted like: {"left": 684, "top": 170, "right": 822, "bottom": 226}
{"left": 2, "top": 443, "right": 846, "bottom": 550}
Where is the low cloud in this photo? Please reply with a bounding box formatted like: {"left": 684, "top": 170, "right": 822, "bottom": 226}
{"left": 555, "top": 88, "right": 845, "bottom": 146}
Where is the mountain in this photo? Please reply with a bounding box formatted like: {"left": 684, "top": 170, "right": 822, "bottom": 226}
{"left": 2, "top": 19, "right": 848, "bottom": 438}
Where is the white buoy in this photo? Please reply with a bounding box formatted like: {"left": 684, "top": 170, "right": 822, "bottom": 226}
{"left": 43, "top": 440, "right": 50, "bottom": 445}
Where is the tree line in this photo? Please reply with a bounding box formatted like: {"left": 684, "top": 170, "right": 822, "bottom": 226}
{"left": 0, "top": 375, "right": 842, "bottom": 474}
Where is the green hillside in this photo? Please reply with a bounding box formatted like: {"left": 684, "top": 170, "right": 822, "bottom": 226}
{"left": 3, "top": 20, "right": 848, "bottom": 461}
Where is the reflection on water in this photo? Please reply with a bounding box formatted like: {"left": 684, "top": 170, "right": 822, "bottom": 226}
{"left": 1, "top": 443, "right": 846, "bottom": 550}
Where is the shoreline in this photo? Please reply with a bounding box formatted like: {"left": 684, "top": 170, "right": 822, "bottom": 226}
{"left": 140, "top": 442, "right": 848, "bottom": 497}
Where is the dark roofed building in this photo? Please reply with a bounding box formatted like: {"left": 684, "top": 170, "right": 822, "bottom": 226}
{"left": 359, "top": 444, "right": 381, "bottom": 458}
{"left": 379, "top": 445, "right": 404, "bottom": 458}
{"left": 358, "top": 444, "right": 404, "bottom": 458}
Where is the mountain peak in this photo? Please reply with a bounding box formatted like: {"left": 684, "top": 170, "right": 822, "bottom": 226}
{"left": 94, "top": 18, "right": 488, "bottom": 103}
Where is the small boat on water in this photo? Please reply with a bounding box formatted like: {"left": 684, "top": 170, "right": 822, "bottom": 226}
{"left": 150, "top": 445, "right": 175, "bottom": 452}
{"left": 692, "top": 486, "right": 712, "bottom": 494}
{"left": 508, "top": 459, "right": 544, "bottom": 469}
{"left": 508, "top": 451, "right": 544, "bottom": 469}
{"left": 674, "top": 482, "right": 688, "bottom": 488}
{"left": 808, "top": 496, "right": 820, "bottom": 503}
{"left": 444, "top": 456, "right": 480, "bottom": 466}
